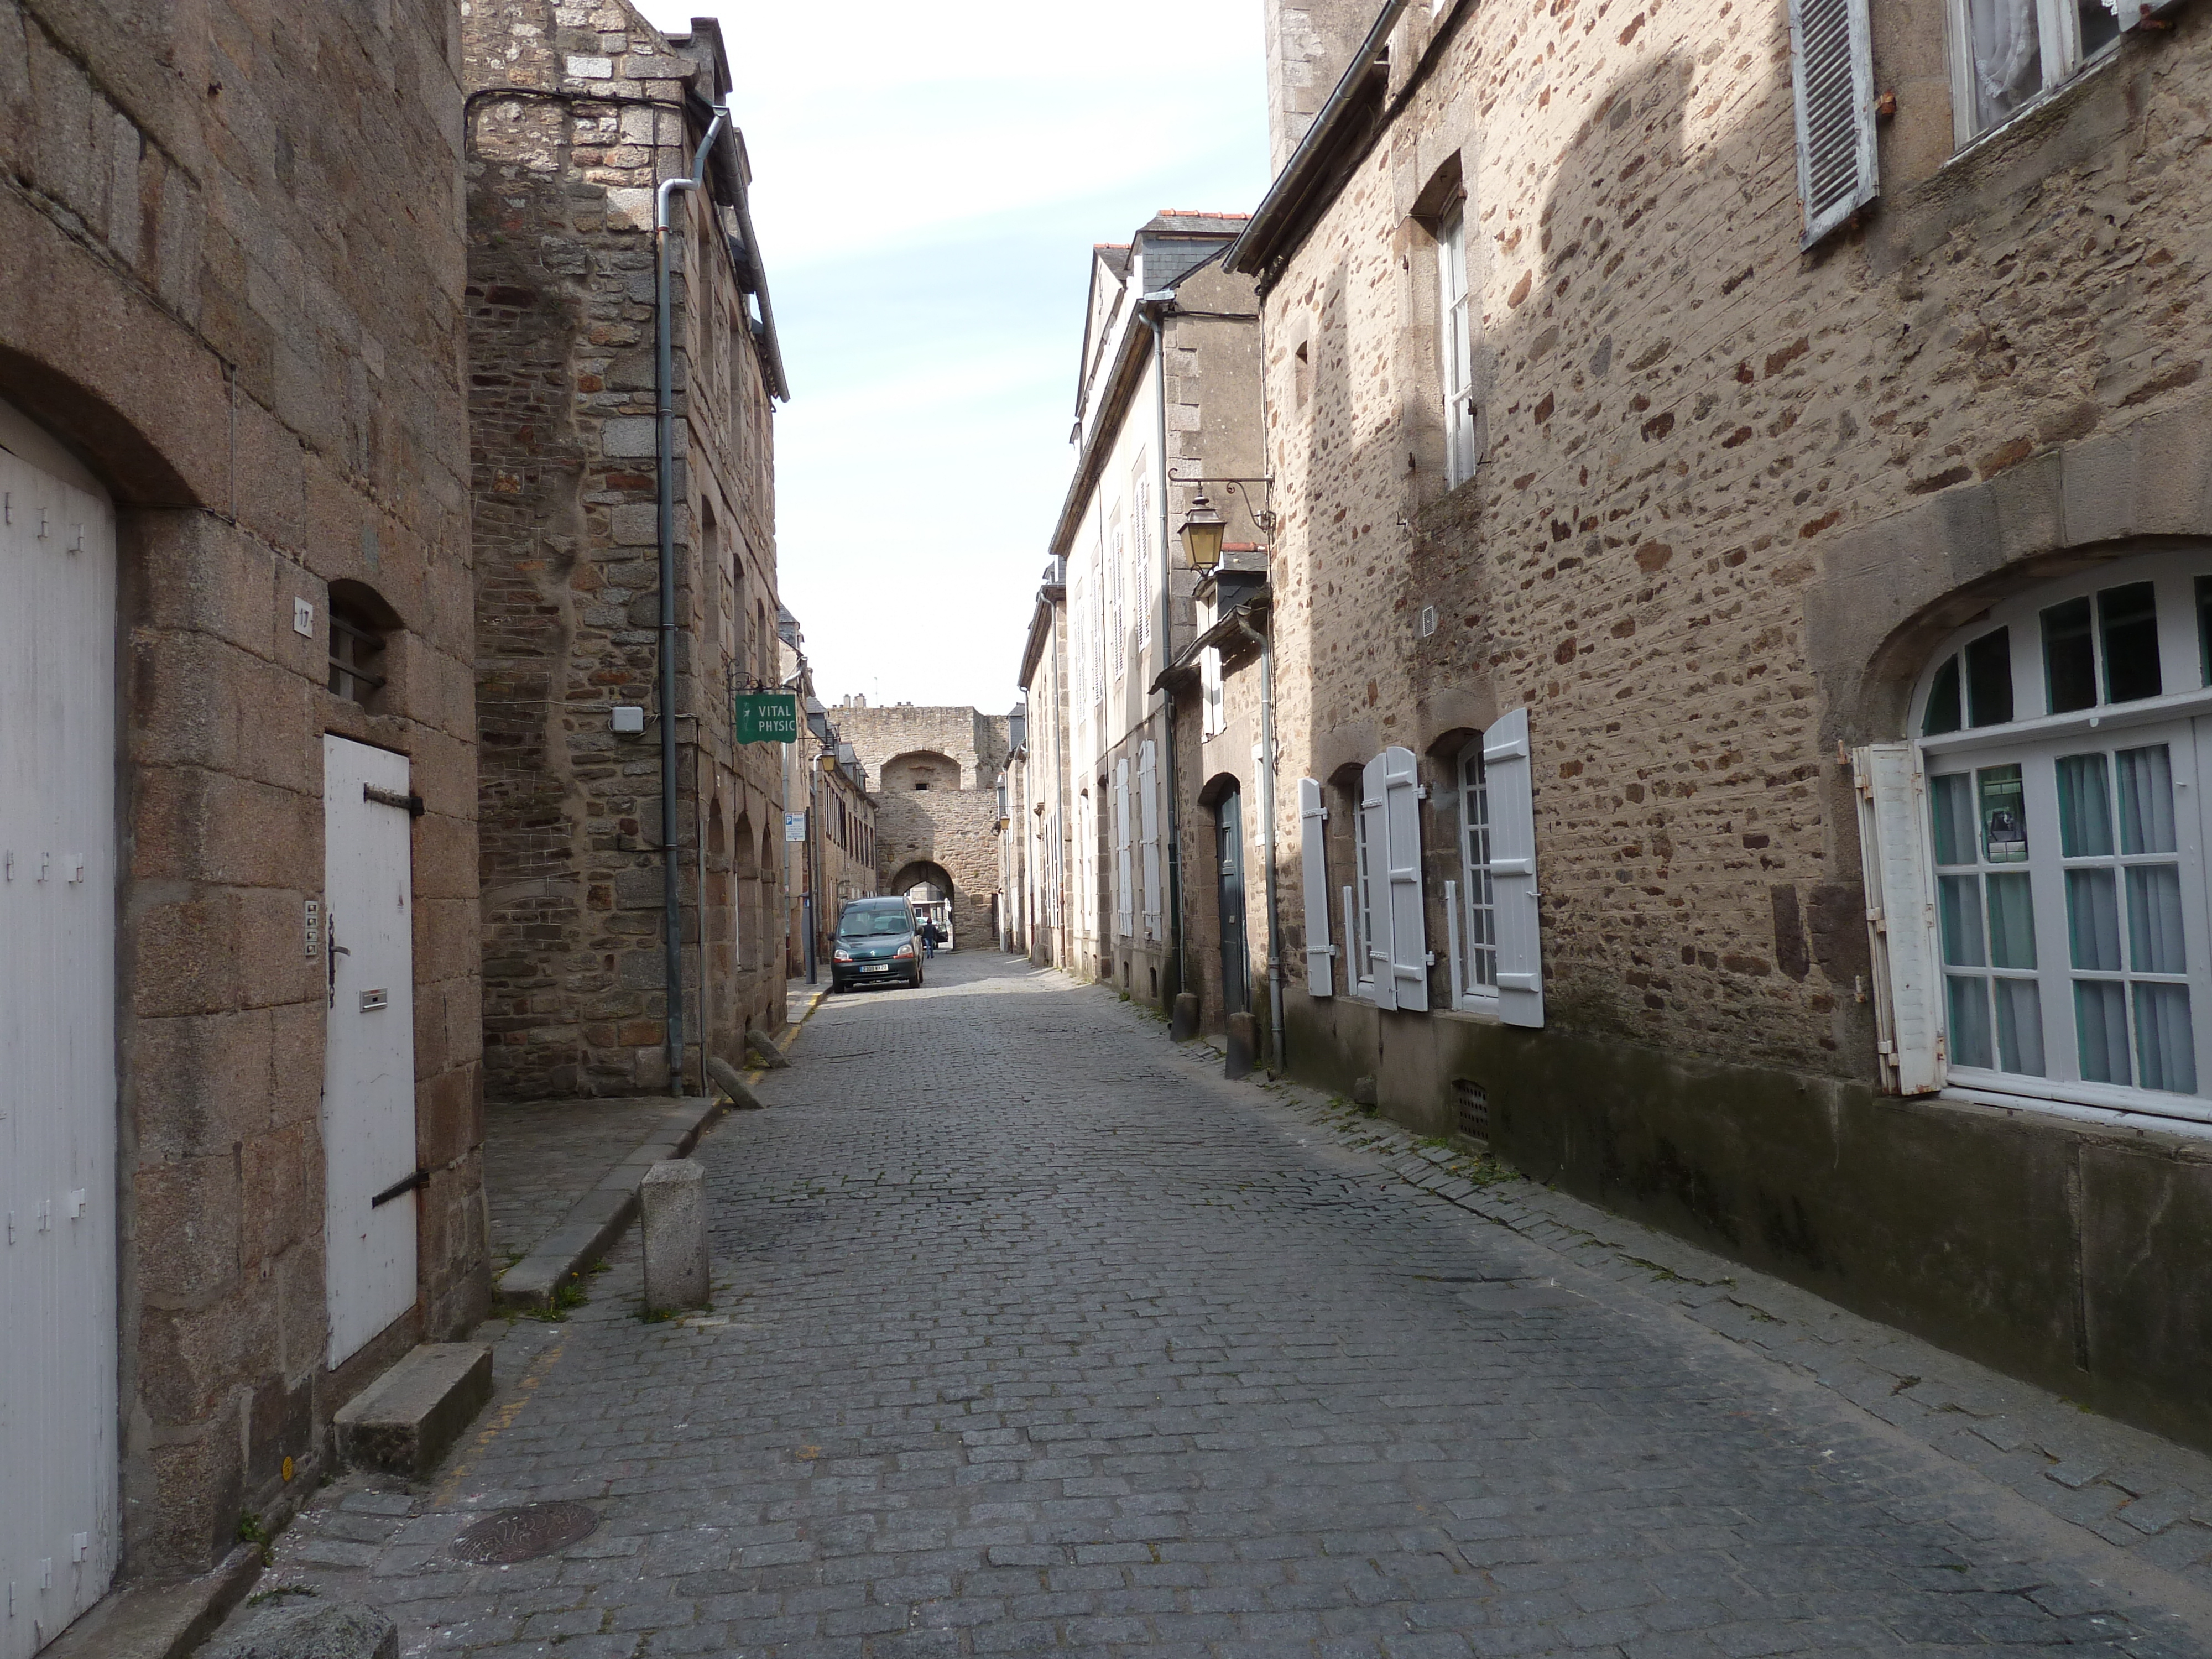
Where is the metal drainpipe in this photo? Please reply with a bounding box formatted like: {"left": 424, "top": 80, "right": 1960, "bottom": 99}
{"left": 1142, "top": 305, "right": 1186, "bottom": 1001}
{"left": 653, "top": 104, "right": 727, "bottom": 1093}
{"left": 694, "top": 744, "right": 709, "bottom": 1092}
{"left": 1235, "top": 613, "right": 1286, "bottom": 1074}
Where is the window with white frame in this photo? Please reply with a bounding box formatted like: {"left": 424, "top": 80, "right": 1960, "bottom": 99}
{"left": 1090, "top": 542, "right": 1107, "bottom": 698}
{"left": 1859, "top": 551, "right": 2212, "bottom": 1124}
{"left": 1197, "top": 591, "right": 1223, "bottom": 738}
{"left": 1132, "top": 462, "right": 1154, "bottom": 653}
{"left": 1443, "top": 711, "right": 1543, "bottom": 1026}
{"left": 1948, "top": 0, "right": 2126, "bottom": 145}
{"left": 1109, "top": 520, "right": 1126, "bottom": 681}
{"left": 1436, "top": 206, "right": 1479, "bottom": 488}
{"left": 1455, "top": 741, "right": 1498, "bottom": 996}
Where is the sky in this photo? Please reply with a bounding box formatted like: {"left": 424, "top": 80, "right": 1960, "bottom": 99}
{"left": 633, "top": 1, "right": 1272, "bottom": 712}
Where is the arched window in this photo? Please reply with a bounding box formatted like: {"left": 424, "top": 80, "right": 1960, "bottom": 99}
{"left": 1880, "top": 550, "right": 2212, "bottom": 1121}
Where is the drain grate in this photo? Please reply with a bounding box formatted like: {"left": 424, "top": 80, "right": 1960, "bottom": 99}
{"left": 450, "top": 1500, "right": 598, "bottom": 1564}
{"left": 1453, "top": 1078, "right": 1490, "bottom": 1142}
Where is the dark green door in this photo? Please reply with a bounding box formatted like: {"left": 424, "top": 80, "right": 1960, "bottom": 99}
{"left": 1217, "top": 788, "right": 1249, "bottom": 1014}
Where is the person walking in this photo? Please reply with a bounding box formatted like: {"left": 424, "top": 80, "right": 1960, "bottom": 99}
{"left": 921, "top": 919, "right": 943, "bottom": 959}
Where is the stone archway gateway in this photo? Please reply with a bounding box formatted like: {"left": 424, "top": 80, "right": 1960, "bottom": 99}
{"left": 891, "top": 860, "right": 957, "bottom": 946}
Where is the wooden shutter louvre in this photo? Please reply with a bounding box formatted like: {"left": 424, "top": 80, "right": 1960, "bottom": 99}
{"left": 1787, "top": 0, "right": 1877, "bottom": 249}
{"left": 1299, "top": 779, "right": 1334, "bottom": 998}
{"left": 1113, "top": 758, "right": 1134, "bottom": 938}
{"left": 1853, "top": 743, "right": 1945, "bottom": 1094}
{"left": 1357, "top": 764, "right": 1396, "bottom": 1010}
{"left": 1378, "top": 746, "right": 1430, "bottom": 1013}
{"left": 1483, "top": 709, "right": 1544, "bottom": 1028}
{"left": 1138, "top": 740, "right": 1162, "bottom": 939}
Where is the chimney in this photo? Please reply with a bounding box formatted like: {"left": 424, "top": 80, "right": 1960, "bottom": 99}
{"left": 1265, "top": 0, "right": 1381, "bottom": 176}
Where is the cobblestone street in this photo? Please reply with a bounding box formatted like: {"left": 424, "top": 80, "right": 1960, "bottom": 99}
{"left": 255, "top": 954, "right": 2212, "bottom": 1657}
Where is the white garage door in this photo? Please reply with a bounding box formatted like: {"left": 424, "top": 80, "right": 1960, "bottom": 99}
{"left": 0, "top": 416, "right": 119, "bottom": 1658}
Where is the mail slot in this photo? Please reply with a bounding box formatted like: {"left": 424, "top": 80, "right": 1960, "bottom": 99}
{"left": 360, "top": 989, "right": 389, "bottom": 1012}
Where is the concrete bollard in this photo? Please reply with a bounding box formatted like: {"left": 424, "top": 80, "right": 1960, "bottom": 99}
{"left": 745, "top": 1029, "right": 791, "bottom": 1069}
{"left": 1224, "top": 1012, "right": 1258, "bottom": 1080}
{"left": 640, "top": 1158, "right": 711, "bottom": 1313}
{"left": 1170, "top": 992, "right": 1200, "bottom": 1042}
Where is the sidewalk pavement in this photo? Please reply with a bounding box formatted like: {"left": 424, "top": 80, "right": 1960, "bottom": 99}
{"left": 486, "top": 978, "right": 830, "bottom": 1310}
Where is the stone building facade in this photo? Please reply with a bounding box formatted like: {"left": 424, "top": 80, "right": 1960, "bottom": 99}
{"left": 1053, "top": 214, "right": 1267, "bottom": 1013}
{"left": 0, "top": 0, "right": 486, "bottom": 1631}
{"left": 1215, "top": 0, "right": 2212, "bottom": 1447}
{"left": 465, "top": 1, "right": 790, "bottom": 1100}
{"left": 780, "top": 614, "right": 879, "bottom": 972}
{"left": 838, "top": 702, "right": 1014, "bottom": 948}
{"left": 1011, "top": 562, "right": 1071, "bottom": 964}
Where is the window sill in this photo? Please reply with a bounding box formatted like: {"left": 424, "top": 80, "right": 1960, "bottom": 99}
{"left": 1939, "top": 45, "right": 2129, "bottom": 173}
{"left": 1938, "top": 1079, "right": 2212, "bottom": 1139}
{"left": 1436, "top": 1000, "right": 1504, "bottom": 1028}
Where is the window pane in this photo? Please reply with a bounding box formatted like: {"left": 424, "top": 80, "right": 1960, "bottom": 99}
{"left": 1986, "top": 872, "right": 2037, "bottom": 969}
{"left": 1964, "top": 0, "right": 2044, "bottom": 135}
{"left": 2056, "top": 754, "right": 2114, "bottom": 857}
{"left": 1923, "top": 656, "right": 1963, "bottom": 736}
{"left": 2066, "top": 868, "right": 2121, "bottom": 972}
{"left": 1994, "top": 978, "right": 2045, "bottom": 1076}
{"left": 1930, "top": 773, "right": 1974, "bottom": 866}
{"left": 2100, "top": 582, "right": 2162, "bottom": 704}
{"left": 2043, "top": 597, "right": 2095, "bottom": 713}
{"left": 1948, "top": 975, "right": 1994, "bottom": 1070}
{"left": 1939, "top": 875, "right": 1987, "bottom": 967}
{"left": 1979, "top": 765, "right": 2028, "bottom": 864}
{"left": 2115, "top": 745, "right": 2177, "bottom": 854}
{"left": 2076, "top": 0, "right": 2123, "bottom": 56}
{"left": 2133, "top": 983, "right": 2197, "bottom": 1094}
{"left": 2198, "top": 575, "right": 2212, "bottom": 687}
{"left": 2126, "top": 865, "right": 2187, "bottom": 975}
{"left": 1965, "top": 628, "right": 2013, "bottom": 726}
{"left": 2076, "top": 980, "right": 2132, "bottom": 1084}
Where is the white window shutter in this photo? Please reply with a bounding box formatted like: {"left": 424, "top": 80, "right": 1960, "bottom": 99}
{"left": 1483, "top": 709, "right": 1544, "bottom": 1029}
{"left": 1379, "top": 745, "right": 1430, "bottom": 1013}
{"left": 1787, "top": 0, "right": 1877, "bottom": 248}
{"left": 1299, "top": 778, "right": 1334, "bottom": 998}
{"left": 1358, "top": 757, "right": 1396, "bottom": 1010}
{"left": 1853, "top": 743, "right": 1945, "bottom": 1095}
{"left": 1114, "top": 757, "right": 1134, "bottom": 937}
{"left": 1138, "top": 740, "right": 1162, "bottom": 939}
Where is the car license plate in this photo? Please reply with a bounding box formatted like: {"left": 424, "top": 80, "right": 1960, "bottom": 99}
{"left": 862, "top": 964, "right": 890, "bottom": 973}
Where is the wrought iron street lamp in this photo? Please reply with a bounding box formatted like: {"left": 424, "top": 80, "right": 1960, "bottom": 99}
{"left": 1178, "top": 493, "right": 1227, "bottom": 573}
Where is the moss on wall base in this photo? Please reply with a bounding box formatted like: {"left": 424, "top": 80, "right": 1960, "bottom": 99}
{"left": 1283, "top": 992, "right": 2212, "bottom": 1454}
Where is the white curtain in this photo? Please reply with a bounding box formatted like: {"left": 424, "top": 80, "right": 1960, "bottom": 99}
{"left": 1970, "top": 0, "right": 2042, "bottom": 131}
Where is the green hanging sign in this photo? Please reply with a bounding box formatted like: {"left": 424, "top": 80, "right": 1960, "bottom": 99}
{"left": 734, "top": 690, "right": 800, "bottom": 744}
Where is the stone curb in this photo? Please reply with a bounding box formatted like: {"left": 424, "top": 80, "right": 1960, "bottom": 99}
{"left": 491, "top": 993, "right": 825, "bottom": 1312}
{"left": 489, "top": 987, "right": 827, "bottom": 1310}
{"left": 493, "top": 1097, "right": 726, "bottom": 1312}
{"left": 43, "top": 1544, "right": 260, "bottom": 1659}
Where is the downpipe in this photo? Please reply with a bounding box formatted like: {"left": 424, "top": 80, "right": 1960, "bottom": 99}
{"left": 1235, "top": 613, "right": 1286, "bottom": 1074}
{"left": 654, "top": 104, "right": 728, "bottom": 1093}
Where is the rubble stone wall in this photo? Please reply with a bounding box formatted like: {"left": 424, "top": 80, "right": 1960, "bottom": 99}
{"left": 839, "top": 703, "right": 1013, "bottom": 947}
{"left": 0, "top": 0, "right": 483, "bottom": 1578}
{"left": 466, "top": 0, "right": 786, "bottom": 1099}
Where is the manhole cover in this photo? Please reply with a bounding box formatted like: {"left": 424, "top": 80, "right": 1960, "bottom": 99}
{"left": 450, "top": 1501, "right": 598, "bottom": 1564}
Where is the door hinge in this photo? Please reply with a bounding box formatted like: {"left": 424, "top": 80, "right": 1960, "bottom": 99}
{"left": 363, "top": 784, "right": 425, "bottom": 816}
{"left": 371, "top": 1168, "right": 429, "bottom": 1208}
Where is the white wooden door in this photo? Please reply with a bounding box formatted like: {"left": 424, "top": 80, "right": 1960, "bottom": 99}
{"left": 0, "top": 436, "right": 119, "bottom": 1658}
{"left": 322, "top": 737, "right": 419, "bottom": 1366}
